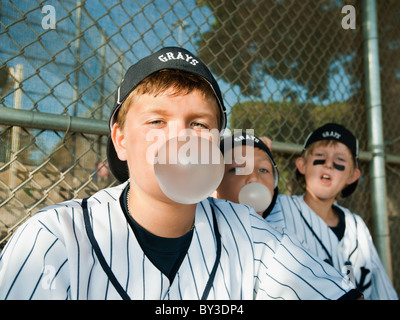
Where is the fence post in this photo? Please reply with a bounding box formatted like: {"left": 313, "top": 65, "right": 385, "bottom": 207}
{"left": 9, "top": 64, "right": 23, "bottom": 190}
{"left": 362, "top": 0, "right": 393, "bottom": 280}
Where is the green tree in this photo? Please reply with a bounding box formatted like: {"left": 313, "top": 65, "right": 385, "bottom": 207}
{"left": 228, "top": 99, "right": 363, "bottom": 144}
{"left": 196, "top": 0, "right": 400, "bottom": 152}
{"left": 195, "top": 0, "right": 358, "bottom": 100}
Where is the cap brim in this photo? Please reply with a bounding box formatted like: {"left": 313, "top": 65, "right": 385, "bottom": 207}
{"left": 106, "top": 136, "right": 129, "bottom": 183}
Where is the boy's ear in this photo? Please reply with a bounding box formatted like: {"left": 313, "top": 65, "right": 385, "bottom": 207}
{"left": 111, "top": 123, "right": 128, "bottom": 161}
{"left": 295, "top": 157, "right": 306, "bottom": 174}
{"left": 347, "top": 167, "right": 361, "bottom": 185}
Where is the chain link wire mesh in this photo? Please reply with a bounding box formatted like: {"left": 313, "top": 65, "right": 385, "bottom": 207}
{"left": 0, "top": 0, "right": 399, "bottom": 295}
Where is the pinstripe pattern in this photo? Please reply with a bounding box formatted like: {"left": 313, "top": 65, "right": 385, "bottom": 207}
{"left": 1, "top": 183, "right": 356, "bottom": 300}
{"left": 267, "top": 194, "right": 398, "bottom": 300}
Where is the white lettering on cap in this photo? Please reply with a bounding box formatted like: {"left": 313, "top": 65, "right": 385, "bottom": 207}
{"left": 322, "top": 131, "right": 341, "bottom": 139}
{"left": 158, "top": 51, "right": 199, "bottom": 66}
{"left": 233, "top": 135, "right": 259, "bottom": 143}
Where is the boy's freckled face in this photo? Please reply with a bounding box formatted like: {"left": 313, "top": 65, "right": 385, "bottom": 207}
{"left": 116, "top": 89, "right": 219, "bottom": 202}
{"left": 217, "top": 146, "right": 275, "bottom": 205}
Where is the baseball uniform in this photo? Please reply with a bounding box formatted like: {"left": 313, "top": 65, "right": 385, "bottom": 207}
{"left": 267, "top": 194, "right": 398, "bottom": 300}
{"left": 0, "top": 182, "right": 360, "bottom": 300}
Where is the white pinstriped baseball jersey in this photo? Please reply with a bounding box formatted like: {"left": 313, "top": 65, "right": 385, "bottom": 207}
{"left": 0, "top": 183, "right": 358, "bottom": 300}
{"left": 267, "top": 194, "right": 398, "bottom": 300}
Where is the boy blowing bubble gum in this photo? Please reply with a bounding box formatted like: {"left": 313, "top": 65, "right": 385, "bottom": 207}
{"left": 216, "top": 132, "right": 279, "bottom": 218}
{"left": 266, "top": 123, "right": 398, "bottom": 300}
{"left": 0, "top": 49, "right": 361, "bottom": 300}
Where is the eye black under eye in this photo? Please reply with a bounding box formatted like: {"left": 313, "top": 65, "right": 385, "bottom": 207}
{"left": 313, "top": 159, "right": 346, "bottom": 171}
{"left": 333, "top": 162, "right": 345, "bottom": 171}
{"left": 313, "top": 159, "right": 325, "bottom": 166}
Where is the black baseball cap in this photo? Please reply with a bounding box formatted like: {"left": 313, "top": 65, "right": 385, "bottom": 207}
{"left": 220, "top": 132, "right": 279, "bottom": 218}
{"left": 107, "top": 47, "right": 227, "bottom": 183}
{"left": 298, "top": 123, "right": 359, "bottom": 197}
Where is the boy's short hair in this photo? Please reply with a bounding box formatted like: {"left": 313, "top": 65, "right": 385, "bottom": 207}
{"left": 296, "top": 123, "right": 359, "bottom": 197}
{"left": 106, "top": 47, "right": 227, "bottom": 183}
{"left": 115, "top": 69, "right": 221, "bottom": 130}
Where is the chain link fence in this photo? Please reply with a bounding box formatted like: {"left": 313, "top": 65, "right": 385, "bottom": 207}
{"left": 1, "top": 0, "right": 399, "bottom": 296}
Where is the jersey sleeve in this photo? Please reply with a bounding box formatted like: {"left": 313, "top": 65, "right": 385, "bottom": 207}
{"left": 355, "top": 216, "right": 398, "bottom": 300}
{"left": 253, "top": 226, "right": 361, "bottom": 300}
{"left": 0, "top": 211, "right": 71, "bottom": 300}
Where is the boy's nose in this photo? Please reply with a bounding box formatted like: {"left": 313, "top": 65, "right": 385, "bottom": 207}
{"left": 324, "top": 157, "right": 334, "bottom": 169}
{"left": 245, "top": 171, "right": 259, "bottom": 184}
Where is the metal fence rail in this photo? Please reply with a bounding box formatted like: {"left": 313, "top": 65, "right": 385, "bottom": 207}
{"left": 1, "top": 0, "right": 399, "bottom": 295}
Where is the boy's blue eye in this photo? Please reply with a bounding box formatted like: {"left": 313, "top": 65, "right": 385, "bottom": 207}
{"left": 148, "top": 120, "right": 164, "bottom": 125}
{"left": 191, "top": 122, "right": 208, "bottom": 129}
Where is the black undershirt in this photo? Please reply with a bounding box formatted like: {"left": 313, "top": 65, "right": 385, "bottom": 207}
{"left": 330, "top": 205, "right": 346, "bottom": 241}
{"left": 120, "top": 185, "right": 193, "bottom": 283}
